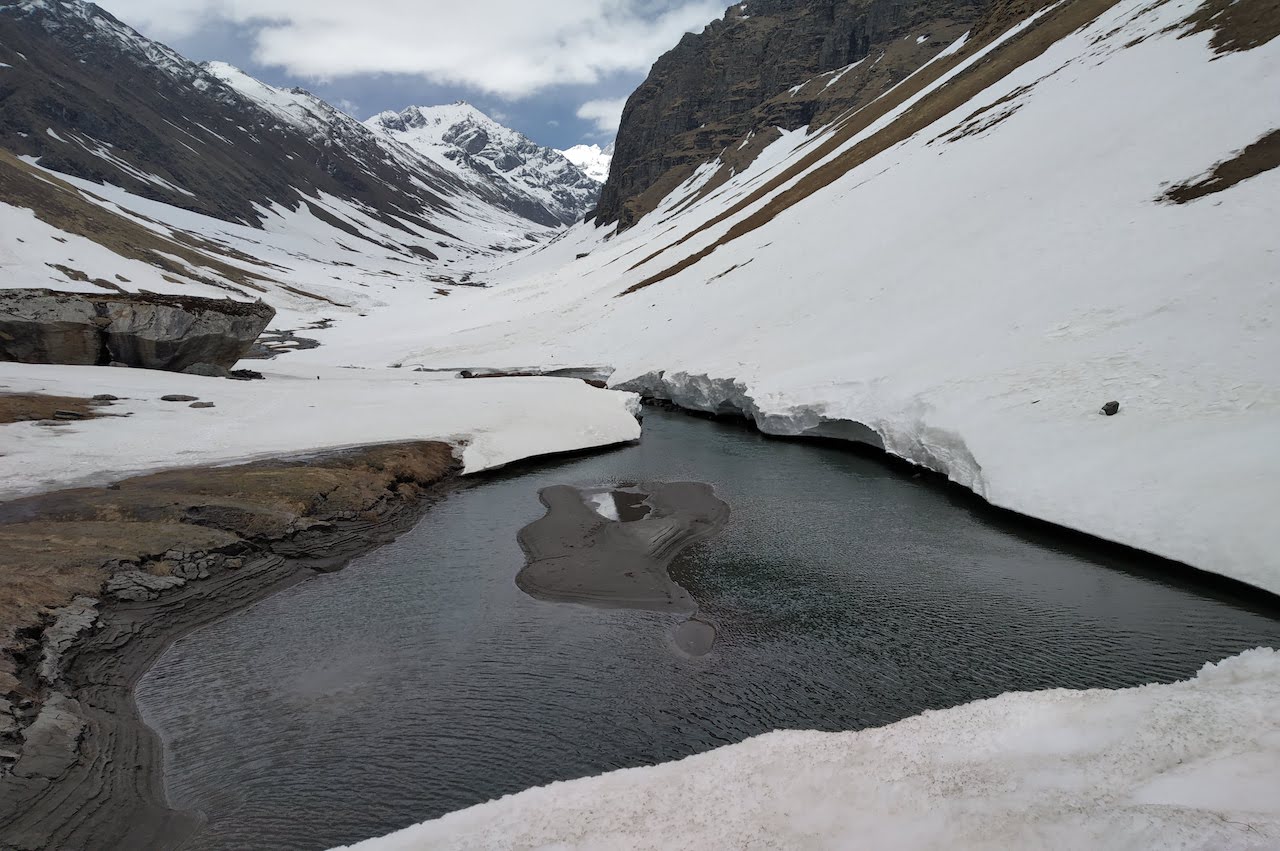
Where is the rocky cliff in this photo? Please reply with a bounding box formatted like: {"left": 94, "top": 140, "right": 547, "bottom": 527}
{"left": 595, "top": 0, "right": 985, "bottom": 228}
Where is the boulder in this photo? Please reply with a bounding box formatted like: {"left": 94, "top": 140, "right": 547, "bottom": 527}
{"left": 1100, "top": 401, "right": 1121, "bottom": 416}
{"left": 0, "top": 289, "right": 275, "bottom": 372}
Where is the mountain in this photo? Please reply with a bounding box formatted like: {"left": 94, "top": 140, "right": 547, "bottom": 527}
{"left": 0, "top": 0, "right": 587, "bottom": 274}
{"left": 559, "top": 142, "right": 614, "bottom": 183}
{"left": 0, "top": 0, "right": 459, "bottom": 231}
{"left": 366, "top": 104, "right": 601, "bottom": 227}
{"left": 595, "top": 0, "right": 983, "bottom": 227}
{"left": 385, "top": 0, "right": 1280, "bottom": 595}
{"left": 0, "top": 0, "right": 609, "bottom": 328}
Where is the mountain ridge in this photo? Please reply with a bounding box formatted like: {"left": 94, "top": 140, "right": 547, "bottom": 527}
{"left": 365, "top": 103, "right": 601, "bottom": 227}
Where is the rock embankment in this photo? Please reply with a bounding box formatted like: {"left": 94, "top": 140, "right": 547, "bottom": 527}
{"left": 0, "top": 288, "right": 275, "bottom": 372}
{"left": 0, "top": 441, "right": 457, "bottom": 851}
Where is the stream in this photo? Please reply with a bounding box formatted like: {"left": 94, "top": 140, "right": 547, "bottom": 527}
{"left": 136, "top": 408, "right": 1280, "bottom": 850}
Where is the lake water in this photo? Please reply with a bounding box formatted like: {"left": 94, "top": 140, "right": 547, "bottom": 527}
{"left": 136, "top": 408, "right": 1280, "bottom": 850}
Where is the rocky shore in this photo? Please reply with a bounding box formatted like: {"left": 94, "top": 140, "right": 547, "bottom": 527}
{"left": 0, "top": 441, "right": 459, "bottom": 851}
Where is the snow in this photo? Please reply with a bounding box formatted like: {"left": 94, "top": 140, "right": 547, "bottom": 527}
{"left": 823, "top": 57, "right": 865, "bottom": 89}
{"left": 558, "top": 142, "right": 614, "bottom": 182}
{"left": 588, "top": 490, "right": 620, "bottom": 521}
{"left": 336, "top": 648, "right": 1280, "bottom": 851}
{"left": 202, "top": 62, "right": 333, "bottom": 133}
{"left": 0, "top": 152, "right": 558, "bottom": 338}
{"left": 365, "top": 103, "right": 600, "bottom": 225}
{"left": 0, "top": 362, "right": 641, "bottom": 498}
{"left": 935, "top": 30, "right": 970, "bottom": 60}
{"left": 375, "top": 0, "right": 1280, "bottom": 596}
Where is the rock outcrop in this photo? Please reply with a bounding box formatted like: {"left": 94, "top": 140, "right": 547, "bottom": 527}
{"left": 0, "top": 288, "right": 275, "bottom": 371}
{"left": 594, "top": 0, "right": 984, "bottom": 228}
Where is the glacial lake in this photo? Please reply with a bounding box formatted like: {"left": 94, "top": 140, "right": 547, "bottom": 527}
{"left": 136, "top": 408, "right": 1280, "bottom": 850}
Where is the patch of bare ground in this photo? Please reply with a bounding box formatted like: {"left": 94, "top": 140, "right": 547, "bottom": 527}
{"left": 0, "top": 393, "right": 111, "bottom": 426}
{"left": 0, "top": 441, "right": 458, "bottom": 850}
{"left": 1178, "top": 0, "right": 1280, "bottom": 53}
{"left": 620, "top": 0, "right": 1125, "bottom": 296}
{"left": 1162, "top": 129, "right": 1280, "bottom": 203}
{"left": 0, "top": 149, "right": 275, "bottom": 296}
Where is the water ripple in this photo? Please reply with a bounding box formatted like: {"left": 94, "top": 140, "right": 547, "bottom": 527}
{"left": 137, "top": 411, "right": 1280, "bottom": 850}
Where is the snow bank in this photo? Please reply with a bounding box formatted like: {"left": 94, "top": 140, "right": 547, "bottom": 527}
{"left": 335, "top": 648, "right": 1280, "bottom": 851}
{"left": 0, "top": 362, "right": 640, "bottom": 498}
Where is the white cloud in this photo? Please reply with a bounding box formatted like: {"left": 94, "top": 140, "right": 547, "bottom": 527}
{"left": 96, "top": 0, "right": 726, "bottom": 99}
{"left": 577, "top": 96, "right": 628, "bottom": 134}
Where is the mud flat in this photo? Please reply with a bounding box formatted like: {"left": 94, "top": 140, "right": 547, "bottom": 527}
{"left": 0, "top": 442, "right": 459, "bottom": 851}
{"left": 516, "top": 481, "right": 729, "bottom": 651}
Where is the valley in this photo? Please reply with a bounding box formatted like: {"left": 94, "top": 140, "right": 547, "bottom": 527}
{"left": 0, "top": 0, "right": 1278, "bottom": 847}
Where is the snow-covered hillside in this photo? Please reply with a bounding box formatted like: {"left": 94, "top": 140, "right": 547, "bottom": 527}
{"left": 369, "top": 0, "right": 1280, "bottom": 596}
{"left": 559, "top": 142, "right": 614, "bottom": 183}
{"left": 366, "top": 104, "right": 601, "bottom": 226}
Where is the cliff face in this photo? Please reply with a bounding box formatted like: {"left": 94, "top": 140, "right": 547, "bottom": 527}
{"left": 595, "top": 0, "right": 985, "bottom": 228}
{"left": 0, "top": 289, "right": 275, "bottom": 371}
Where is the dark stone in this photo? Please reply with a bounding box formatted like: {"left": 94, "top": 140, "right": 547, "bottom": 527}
{"left": 0, "top": 289, "right": 275, "bottom": 372}
{"left": 1101, "top": 401, "right": 1121, "bottom": 416}
{"left": 188, "top": 402, "right": 216, "bottom": 409}
{"left": 229, "top": 369, "right": 265, "bottom": 381}
{"left": 92, "top": 394, "right": 119, "bottom": 401}
{"left": 181, "top": 363, "right": 231, "bottom": 378}
{"left": 160, "top": 395, "right": 199, "bottom": 403}
{"left": 52, "top": 410, "right": 85, "bottom": 420}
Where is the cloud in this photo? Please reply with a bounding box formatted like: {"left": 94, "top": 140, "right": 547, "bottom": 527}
{"left": 97, "top": 0, "right": 726, "bottom": 99}
{"left": 577, "top": 96, "right": 628, "bottom": 134}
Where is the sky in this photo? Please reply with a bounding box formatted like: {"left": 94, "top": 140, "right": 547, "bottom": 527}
{"left": 91, "top": 0, "right": 730, "bottom": 150}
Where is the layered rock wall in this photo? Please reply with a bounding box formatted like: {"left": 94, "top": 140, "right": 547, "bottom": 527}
{"left": 0, "top": 289, "right": 275, "bottom": 371}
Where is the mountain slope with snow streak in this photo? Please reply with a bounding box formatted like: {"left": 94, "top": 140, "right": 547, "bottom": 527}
{"left": 366, "top": 104, "right": 601, "bottom": 227}
{"left": 381, "top": 0, "right": 1280, "bottom": 596}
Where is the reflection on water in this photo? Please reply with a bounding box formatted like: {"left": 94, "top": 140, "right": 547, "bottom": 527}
{"left": 137, "top": 409, "right": 1280, "bottom": 851}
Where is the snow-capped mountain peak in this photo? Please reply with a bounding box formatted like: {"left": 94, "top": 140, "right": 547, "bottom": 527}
{"left": 559, "top": 142, "right": 614, "bottom": 183}
{"left": 366, "top": 104, "right": 601, "bottom": 226}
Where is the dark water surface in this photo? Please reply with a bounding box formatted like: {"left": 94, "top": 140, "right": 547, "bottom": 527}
{"left": 136, "top": 410, "right": 1280, "bottom": 850}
